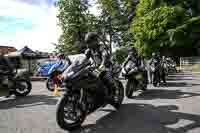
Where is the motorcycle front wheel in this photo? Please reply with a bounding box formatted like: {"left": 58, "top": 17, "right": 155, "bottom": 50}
{"left": 153, "top": 71, "right": 160, "bottom": 87}
{"left": 14, "top": 80, "right": 32, "bottom": 96}
{"left": 56, "top": 95, "right": 86, "bottom": 131}
{"left": 112, "top": 80, "right": 124, "bottom": 109}
{"left": 126, "top": 79, "right": 136, "bottom": 98}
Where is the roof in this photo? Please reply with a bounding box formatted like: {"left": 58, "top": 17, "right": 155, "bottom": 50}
{"left": 6, "top": 46, "right": 37, "bottom": 58}
{"left": 0, "top": 45, "right": 17, "bottom": 55}
{"left": 0, "top": 45, "right": 17, "bottom": 49}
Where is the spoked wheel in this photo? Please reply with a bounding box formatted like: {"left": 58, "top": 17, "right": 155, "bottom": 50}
{"left": 112, "top": 80, "right": 124, "bottom": 109}
{"left": 46, "top": 78, "right": 55, "bottom": 92}
{"left": 47, "top": 70, "right": 63, "bottom": 92}
{"left": 14, "top": 80, "right": 32, "bottom": 96}
{"left": 56, "top": 95, "right": 86, "bottom": 131}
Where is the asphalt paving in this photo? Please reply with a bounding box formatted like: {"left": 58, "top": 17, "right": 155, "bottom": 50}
{"left": 0, "top": 71, "right": 200, "bottom": 133}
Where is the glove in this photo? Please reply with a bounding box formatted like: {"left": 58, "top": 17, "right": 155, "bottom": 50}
{"left": 99, "top": 65, "right": 105, "bottom": 71}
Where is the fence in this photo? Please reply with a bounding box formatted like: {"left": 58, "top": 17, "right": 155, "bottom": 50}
{"left": 180, "top": 57, "right": 200, "bottom": 72}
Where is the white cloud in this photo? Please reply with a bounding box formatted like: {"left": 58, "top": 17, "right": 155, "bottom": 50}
{"left": 0, "top": 0, "right": 61, "bottom": 52}
{"left": 0, "top": 0, "right": 101, "bottom": 52}
{"left": 0, "top": 0, "right": 44, "bottom": 20}
{"left": 10, "top": 6, "right": 61, "bottom": 52}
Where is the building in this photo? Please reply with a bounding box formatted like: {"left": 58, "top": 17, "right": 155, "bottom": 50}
{"left": 0, "top": 46, "right": 17, "bottom": 55}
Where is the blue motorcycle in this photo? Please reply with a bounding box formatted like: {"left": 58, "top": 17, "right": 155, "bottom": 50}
{"left": 46, "top": 61, "right": 67, "bottom": 91}
{"left": 37, "top": 62, "right": 55, "bottom": 77}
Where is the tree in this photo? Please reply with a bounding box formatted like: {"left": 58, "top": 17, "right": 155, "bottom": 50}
{"left": 97, "top": 0, "right": 137, "bottom": 51}
{"left": 129, "top": 0, "right": 197, "bottom": 57}
{"left": 56, "top": 0, "right": 96, "bottom": 54}
{"left": 184, "top": 0, "right": 200, "bottom": 16}
{"left": 112, "top": 46, "right": 129, "bottom": 64}
{"left": 167, "top": 0, "right": 200, "bottom": 56}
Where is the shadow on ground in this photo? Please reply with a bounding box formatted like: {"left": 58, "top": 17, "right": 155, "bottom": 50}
{"left": 191, "top": 83, "right": 200, "bottom": 86}
{"left": 134, "top": 89, "right": 200, "bottom": 100}
{"left": 71, "top": 104, "right": 200, "bottom": 133}
{"left": 167, "top": 77, "right": 192, "bottom": 81}
{"left": 167, "top": 73, "right": 192, "bottom": 81}
{"left": 0, "top": 95, "right": 58, "bottom": 109}
{"left": 159, "top": 82, "right": 190, "bottom": 87}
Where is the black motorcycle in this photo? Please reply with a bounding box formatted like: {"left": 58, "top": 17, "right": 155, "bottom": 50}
{"left": 122, "top": 61, "right": 147, "bottom": 98}
{"left": 0, "top": 58, "right": 32, "bottom": 97}
{"left": 56, "top": 60, "right": 124, "bottom": 130}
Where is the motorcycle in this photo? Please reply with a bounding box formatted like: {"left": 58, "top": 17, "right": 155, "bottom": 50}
{"left": 46, "top": 61, "right": 68, "bottom": 91}
{"left": 56, "top": 58, "right": 124, "bottom": 130}
{"left": 165, "top": 59, "right": 177, "bottom": 74}
{"left": 0, "top": 58, "right": 32, "bottom": 97}
{"left": 150, "top": 59, "right": 161, "bottom": 87}
{"left": 122, "top": 61, "right": 147, "bottom": 98}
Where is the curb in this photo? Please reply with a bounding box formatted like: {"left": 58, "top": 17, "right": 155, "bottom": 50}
{"left": 31, "top": 77, "right": 47, "bottom": 81}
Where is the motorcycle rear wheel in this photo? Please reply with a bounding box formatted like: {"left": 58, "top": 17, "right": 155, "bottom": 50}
{"left": 14, "top": 80, "right": 32, "bottom": 96}
{"left": 46, "top": 78, "right": 55, "bottom": 92}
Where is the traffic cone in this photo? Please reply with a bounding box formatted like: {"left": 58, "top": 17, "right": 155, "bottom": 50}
{"left": 53, "top": 84, "right": 59, "bottom": 96}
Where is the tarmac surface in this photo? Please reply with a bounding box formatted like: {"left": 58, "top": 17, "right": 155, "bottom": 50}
{"left": 0, "top": 71, "right": 200, "bottom": 133}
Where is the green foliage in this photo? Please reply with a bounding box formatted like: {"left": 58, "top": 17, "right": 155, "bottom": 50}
{"left": 56, "top": 0, "right": 97, "bottom": 54}
{"left": 168, "top": 16, "right": 200, "bottom": 48}
{"left": 184, "top": 0, "right": 200, "bottom": 16}
{"left": 55, "top": 0, "right": 199, "bottom": 57}
{"left": 97, "top": 0, "right": 137, "bottom": 48}
{"left": 130, "top": 3, "right": 185, "bottom": 57}
{"left": 112, "top": 46, "right": 129, "bottom": 64}
{"left": 129, "top": 0, "right": 197, "bottom": 57}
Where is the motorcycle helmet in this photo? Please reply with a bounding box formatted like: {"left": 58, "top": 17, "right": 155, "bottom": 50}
{"left": 128, "top": 47, "right": 137, "bottom": 56}
{"left": 152, "top": 52, "right": 156, "bottom": 57}
{"left": 85, "top": 32, "right": 99, "bottom": 49}
{"left": 84, "top": 49, "right": 92, "bottom": 59}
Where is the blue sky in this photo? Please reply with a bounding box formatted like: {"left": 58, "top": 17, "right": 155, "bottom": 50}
{"left": 0, "top": 0, "right": 99, "bottom": 52}
{"left": 0, "top": 0, "right": 60, "bottom": 52}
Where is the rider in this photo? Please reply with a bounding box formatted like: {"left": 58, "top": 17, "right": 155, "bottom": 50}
{"left": 122, "top": 47, "right": 139, "bottom": 74}
{"left": 149, "top": 52, "right": 161, "bottom": 84}
{"left": 149, "top": 52, "right": 161, "bottom": 67}
{"left": 83, "top": 32, "right": 116, "bottom": 100}
{"left": 122, "top": 47, "right": 148, "bottom": 87}
{"left": 161, "top": 56, "right": 167, "bottom": 83}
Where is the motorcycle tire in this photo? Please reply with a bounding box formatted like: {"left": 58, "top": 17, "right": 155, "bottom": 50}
{"left": 126, "top": 80, "right": 136, "bottom": 98}
{"left": 153, "top": 71, "right": 160, "bottom": 87}
{"left": 56, "top": 96, "right": 86, "bottom": 131}
{"left": 14, "top": 80, "right": 32, "bottom": 96}
{"left": 141, "top": 82, "right": 148, "bottom": 91}
{"left": 112, "top": 80, "right": 124, "bottom": 109}
{"left": 46, "top": 78, "right": 55, "bottom": 92}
